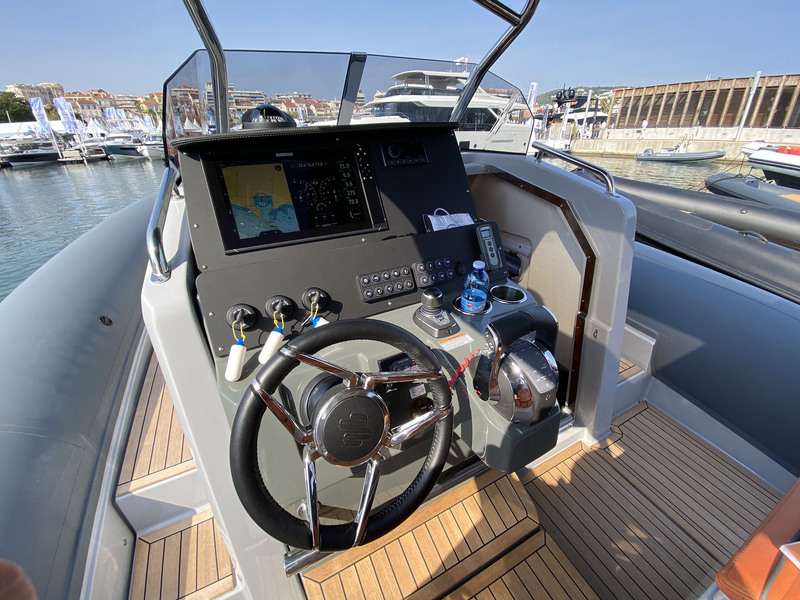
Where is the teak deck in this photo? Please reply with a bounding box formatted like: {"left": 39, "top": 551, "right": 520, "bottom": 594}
{"left": 301, "top": 470, "right": 596, "bottom": 600}
{"left": 118, "top": 356, "right": 195, "bottom": 496}
{"left": 302, "top": 403, "right": 780, "bottom": 600}
{"left": 522, "top": 403, "right": 781, "bottom": 600}
{"left": 126, "top": 355, "right": 782, "bottom": 599}
{"left": 129, "top": 510, "right": 234, "bottom": 600}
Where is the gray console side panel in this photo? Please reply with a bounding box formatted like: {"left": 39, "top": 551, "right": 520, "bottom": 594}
{"left": 628, "top": 242, "right": 800, "bottom": 474}
{"left": 464, "top": 154, "right": 636, "bottom": 441}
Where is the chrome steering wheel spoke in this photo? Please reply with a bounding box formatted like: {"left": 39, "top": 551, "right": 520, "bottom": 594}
{"left": 387, "top": 406, "right": 451, "bottom": 448}
{"left": 352, "top": 453, "right": 384, "bottom": 547}
{"left": 281, "top": 346, "right": 360, "bottom": 387}
{"left": 362, "top": 368, "right": 445, "bottom": 391}
{"left": 250, "top": 381, "right": 312, "bottom": 445}
{"left": 302, "top": 446, "right": 322, "bottom": 549}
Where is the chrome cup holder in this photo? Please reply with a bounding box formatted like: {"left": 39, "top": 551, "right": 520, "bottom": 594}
{"left": 490, "top": 284, "right": 526, "bottom": 304}
{"left": 452, "top": 296, "right": 492, "bottom": 316}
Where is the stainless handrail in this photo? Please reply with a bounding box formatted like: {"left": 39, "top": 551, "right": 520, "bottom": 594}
{"left": 182, "top": 0, "right": 229, "bottom": 133}
{"left": 530, "top": 141, "right": 617, "bottom": 196}
{"left": 450, "top": 0, "right": 540, "bottom": 123}
{"left": 147, "top": 166, "right": 179, "bottom": 283}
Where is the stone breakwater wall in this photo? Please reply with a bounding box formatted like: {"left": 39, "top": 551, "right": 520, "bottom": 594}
{"left": 570, "top": 126, "right": 800, "bottom": 163}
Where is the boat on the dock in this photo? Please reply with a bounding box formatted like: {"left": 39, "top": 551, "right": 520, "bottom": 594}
{"left": 0, "top": 139, "right": 62, "bottom": 168}
{"left": 705, "top": 172, "right": 800, "bottom": 212}
{"left": 746, "top": 145, "right": 800, "bottom": 188}
{"left": 84, "top": 132, "right": 147, "bottom": 160}
{"left": 2, "top": 2, "right": 800, "bottom": 600}
{"left": 636, "top": 145, "right": 725, "bottom": 162}
{"left": 135, "top": 133, "right": 165, "bottom": 161}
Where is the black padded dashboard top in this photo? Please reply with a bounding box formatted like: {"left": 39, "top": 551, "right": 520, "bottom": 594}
{"left": 175, "top": 123, "right": 507, "bottom": 357}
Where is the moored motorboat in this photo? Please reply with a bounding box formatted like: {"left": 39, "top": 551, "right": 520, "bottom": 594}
{"left": 84, "top": 132, "right": 147, "bottom": 160}
{"left": 636, "top": 146, "right": 725, "bottom": 162}
{"left": 2, "top": 2, "right": 800, "bottom": 600}
{"left": 746, "top": 145, "right": 800, "bottom": 188}
{"left": 135, "top": 133, "right": 165, "bottom": 161}
{"left": 0, "top": 149, "right": 61, "bottom": 168}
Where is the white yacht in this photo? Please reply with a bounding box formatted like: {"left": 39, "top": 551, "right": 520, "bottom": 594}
{"left": 366, "top": 68, "right": 533, "bottom": 153}
{"left": 84, "top": 132, "right": 147, "bottom": 160}
{"left": 1, "top": 2, "right": 799, "bottom": 600}
{"left": 136, "top": 133, "right": 166, "bottom": 161}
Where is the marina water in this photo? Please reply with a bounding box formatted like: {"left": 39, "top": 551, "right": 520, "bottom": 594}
{"left": 0, "top": 156, "right": 740, "bottom": 303}
{"left": 0, "top": 160, "right": 163, "bottom": 301}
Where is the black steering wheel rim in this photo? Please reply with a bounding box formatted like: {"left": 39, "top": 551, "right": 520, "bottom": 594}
{"left": 230, "top": 318, "right": 453, "bottom": 552}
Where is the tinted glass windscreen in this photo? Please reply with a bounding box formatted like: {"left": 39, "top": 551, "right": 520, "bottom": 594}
{"left": 216, "top": 149, "right": 372, "bottom": 251}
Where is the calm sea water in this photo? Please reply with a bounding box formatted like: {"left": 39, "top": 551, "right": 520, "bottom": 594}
{"left": 0, "top": 159, "right": 163, "bottom": 301}
{"left": 0, "top": 154, "right": 737, "bottom": 303}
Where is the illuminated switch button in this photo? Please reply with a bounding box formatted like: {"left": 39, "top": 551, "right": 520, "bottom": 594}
{"left": 382, "top": 271, "right": 391, "bottom": 280}
{"left": 446, "top": 269, "right": 454, "bottom": 278}
{"left": 444, "top": 257, "right": 452, "bottom": 266}
{"left": 416, "top": 263, "right": 426, "bottom": 273}
{"left": 404, "top": 279, "right": 414, "bottom": 289}
{"left": 420, "top": 275, "right": 429, "bottom": 285}
{"left": 426, "top": 261, "right": 435, "bottom": 271}
{"left": 385, "top": 285, "right": 394, "bottom": 294}
{"left": 375, "top": 287, "right": 384, "bottom": 296}
{"left": 434, "top": 259, "right": 443, "bottom": 268}
{"left": 363, "top": 289, "right": 374, "bottom": 299}
{"left": 394, "top": 282, "right": 404, "bottom": 292}
{"left": 437, "top": 271, "right": 446, "bottom": 281}
{"left": 401, "top": 267, "right": 411, "bottom": 276}
{"left": 429, "top": 273, "right": 437, "bottom": 282}
{"left": 360, "top": 275, "right": 371, "bottom": 285}
{"left": 392, "top": 269, "right": 401, "bottom": 278}
{"left": 371, "top": 273, "right": 381, "bottom": 283}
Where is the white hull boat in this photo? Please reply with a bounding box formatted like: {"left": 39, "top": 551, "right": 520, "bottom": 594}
{"left": 747, "top": 146, "right": 800, "bottom": 188}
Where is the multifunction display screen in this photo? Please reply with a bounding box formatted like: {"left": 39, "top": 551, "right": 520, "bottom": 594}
{"left": 214, "top": 148, "right": 376, "bottom": 252}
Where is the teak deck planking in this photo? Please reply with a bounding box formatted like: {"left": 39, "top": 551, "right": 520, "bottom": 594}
{"left": 118, "top": 354, "right": 195, "bottom": 496}
{"left": 129, "top": 510, "right": 234, "bottom": 600}
{"left": 124, "top": 353, "right": 781, "bottom": 599}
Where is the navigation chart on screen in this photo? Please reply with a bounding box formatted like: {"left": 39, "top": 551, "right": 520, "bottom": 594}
{"left": 222, "top": 163, "right": 300, "bottom": 239}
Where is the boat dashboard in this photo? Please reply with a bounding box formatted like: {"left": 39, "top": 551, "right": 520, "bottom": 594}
{"left": 171, "top": 122, "right": 564, "bottom": 551}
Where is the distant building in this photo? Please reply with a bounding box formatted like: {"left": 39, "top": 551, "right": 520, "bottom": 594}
{"left": 608, "top": 73, "right": 800, "bottom": 130}
{"left": 114, "top": 94, "right": 140, "bottom": 113}
{"left": 5, "top": 82, "right": 65, "bottom": 105}
{"left": 64, "top": 92, "right": 102, "bottom": 120}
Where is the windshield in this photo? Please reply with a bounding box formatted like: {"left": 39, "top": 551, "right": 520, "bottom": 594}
{"left": 164, "top": 50, "right": 533, "bottom": 154}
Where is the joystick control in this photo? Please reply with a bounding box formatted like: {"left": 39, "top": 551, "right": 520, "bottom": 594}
{"left": 413, "top": 287, "right": 459, "bottom": 338}
{"left": 420, "top": 287, "right": 443, "bottom": 314}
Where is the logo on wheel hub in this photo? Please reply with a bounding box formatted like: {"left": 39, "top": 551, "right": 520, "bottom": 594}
{"left": 338, "top": 413, "right": 371, "bottom": 447}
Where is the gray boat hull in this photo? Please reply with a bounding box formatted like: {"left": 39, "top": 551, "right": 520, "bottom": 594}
{"left": 637, "top": 149, "right": 725, "bottom": 162}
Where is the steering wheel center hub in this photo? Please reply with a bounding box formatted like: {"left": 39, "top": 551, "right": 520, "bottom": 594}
{"left": 313, "top": 389, "right": 389, "bottom": 466}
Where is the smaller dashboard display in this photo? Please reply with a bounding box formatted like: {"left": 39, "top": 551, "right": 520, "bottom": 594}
{"left": 213, "top": 148, "right": 378, "bottom": 252}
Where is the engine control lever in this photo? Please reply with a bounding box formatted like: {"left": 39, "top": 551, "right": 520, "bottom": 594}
{"left": 413, "top": 288, "right": 459, "bottom": 339}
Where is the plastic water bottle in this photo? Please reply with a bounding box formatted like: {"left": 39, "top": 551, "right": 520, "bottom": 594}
{"left": 461, "top": 260, "right": 489, "bottom": 313}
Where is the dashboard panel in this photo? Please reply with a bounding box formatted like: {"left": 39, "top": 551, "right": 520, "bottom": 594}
{"left": 174, "top": 123, "right": 509, "bottom": 357}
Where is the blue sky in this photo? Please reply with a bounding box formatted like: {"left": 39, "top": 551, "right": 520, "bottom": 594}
{"left": 2, "top": 0, "right": 798, "bottom": 98}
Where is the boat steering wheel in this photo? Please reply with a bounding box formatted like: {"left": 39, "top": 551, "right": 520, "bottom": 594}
{"left": 229, "top": 319, "right": 453, "bottom": 552}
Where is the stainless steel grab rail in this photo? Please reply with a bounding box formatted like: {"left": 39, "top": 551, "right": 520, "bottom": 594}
{"left": 529, "top": 141, "right": 616, "bottom": 196}
{"left": 147, "top": 166, "right": 179, "bottom": 283}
